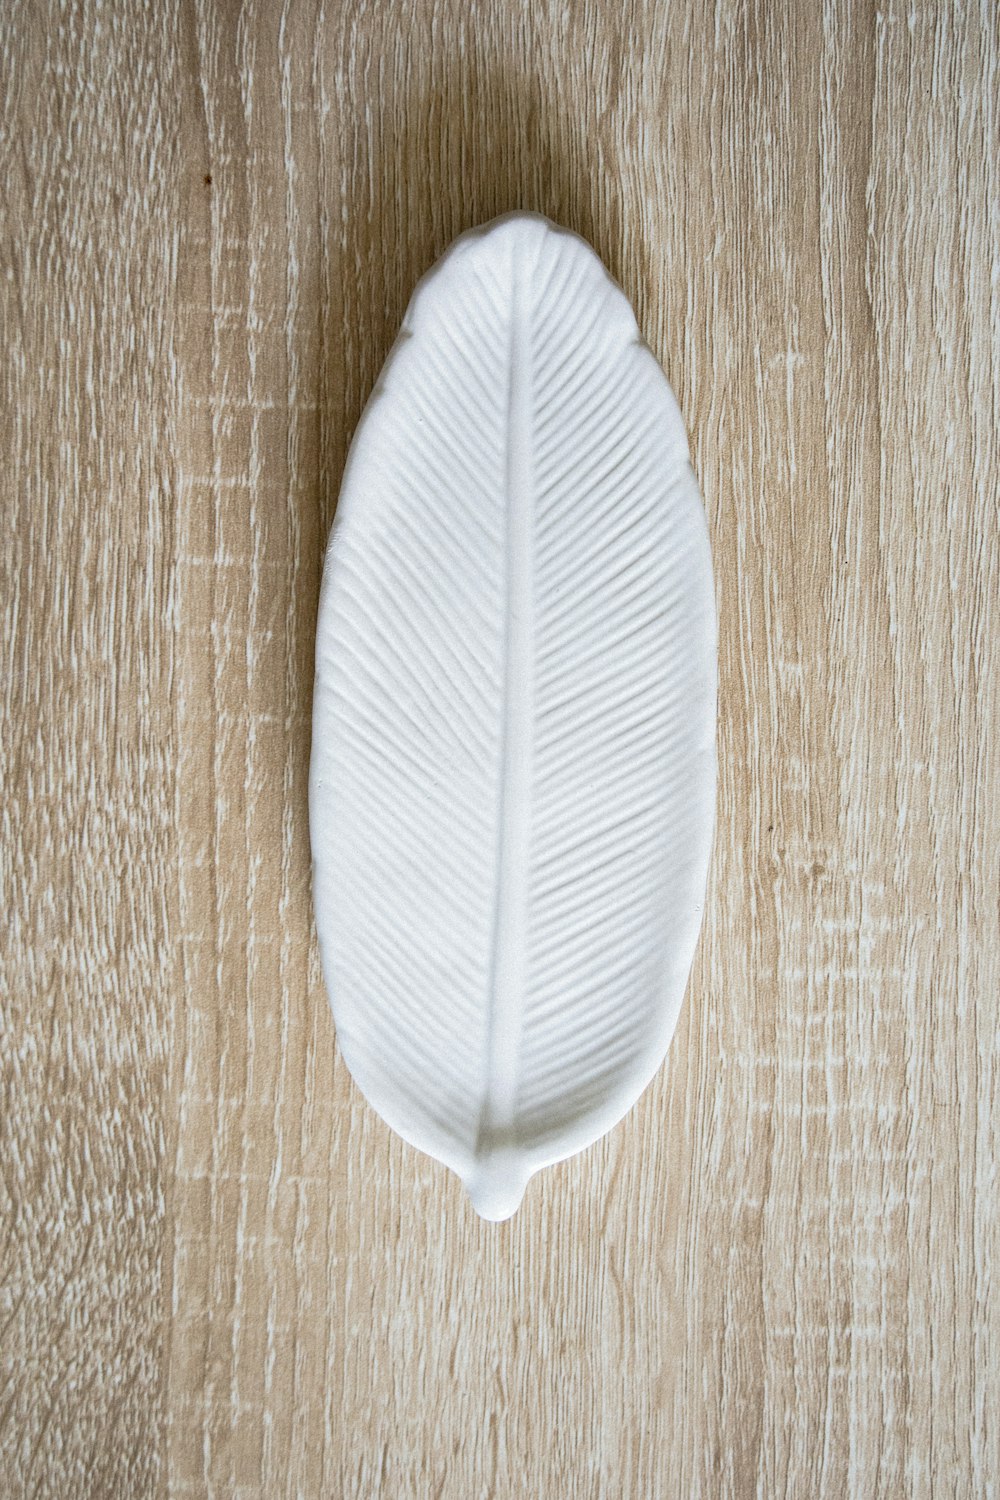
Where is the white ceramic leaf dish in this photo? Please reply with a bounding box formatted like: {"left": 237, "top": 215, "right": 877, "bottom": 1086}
{"left": 310, "top": 213, "right": 716, "bottom": 1220}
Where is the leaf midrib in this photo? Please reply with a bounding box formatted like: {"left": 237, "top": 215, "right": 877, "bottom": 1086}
{"left": 478, "top": 233, "right": 535, "bottom": 1159}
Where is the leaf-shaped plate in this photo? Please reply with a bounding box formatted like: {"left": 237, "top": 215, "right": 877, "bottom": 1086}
{"left": 310, "top": 214, "right": 716, "bottom": 1220}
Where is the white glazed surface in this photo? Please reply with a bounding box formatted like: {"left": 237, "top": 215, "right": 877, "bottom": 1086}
{"left": 310, "top": 213, "right": 716, "bottom": 1220}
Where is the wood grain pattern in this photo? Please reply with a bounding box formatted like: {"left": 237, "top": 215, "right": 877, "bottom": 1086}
{"left": 1, "top": 1, "right": 997, "bottom": 1496}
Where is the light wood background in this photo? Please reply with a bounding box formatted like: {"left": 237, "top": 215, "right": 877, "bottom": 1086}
{"left": 2, "top": 1, "right": 998, "bottom": 1496}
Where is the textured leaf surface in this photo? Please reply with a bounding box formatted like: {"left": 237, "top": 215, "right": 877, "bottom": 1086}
{"left": 310, "top": 214, "right": 716, "bottom": 1219}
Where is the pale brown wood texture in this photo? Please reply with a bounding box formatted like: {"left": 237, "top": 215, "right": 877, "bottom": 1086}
{"left": 1, "top": 1, "right": 998, "bottom": 1496}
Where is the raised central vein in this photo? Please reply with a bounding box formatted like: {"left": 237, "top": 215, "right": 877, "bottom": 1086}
{"left": 480, "top": 240, "right": 533, "bottom": 1153}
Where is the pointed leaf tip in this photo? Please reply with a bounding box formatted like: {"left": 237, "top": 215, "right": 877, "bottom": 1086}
{"left": 464, "top": 1157, "right": 531, "bottom": 1222}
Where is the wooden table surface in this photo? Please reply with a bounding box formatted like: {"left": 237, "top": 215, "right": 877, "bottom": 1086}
{"left": 2, "top": 2, "right": 998, "bottom": 1496}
